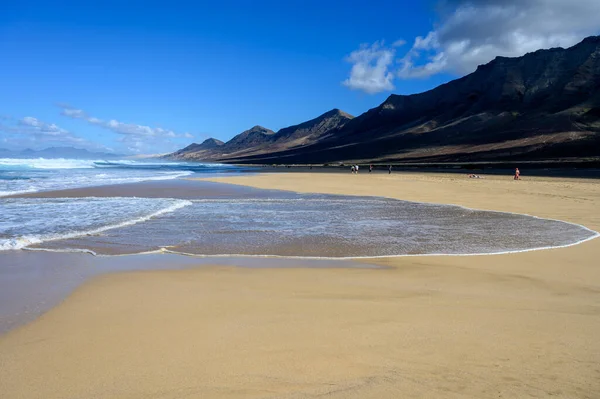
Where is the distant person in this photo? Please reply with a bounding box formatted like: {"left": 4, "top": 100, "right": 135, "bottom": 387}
{"left": 351, "top": 165, "right": 355, "bottom": 174}
{"left": 388, "top": 165, "right": 392, "bottom": 174}
{"left": 514, "top": 168, "right": 520, "bottom": 180}
{"left": 369, "top": 164, "right": 373, "bottom": 173}
{"left": 355, "top": 165, "right": 359, "bottom": 173}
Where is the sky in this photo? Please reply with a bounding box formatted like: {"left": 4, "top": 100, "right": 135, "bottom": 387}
{"left": 1, "top": 0, "right": 599, "bottom": 155}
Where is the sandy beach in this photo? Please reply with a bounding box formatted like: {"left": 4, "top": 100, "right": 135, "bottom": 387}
{"left": 1, "top": 172, "right": 600, "bottom": 398}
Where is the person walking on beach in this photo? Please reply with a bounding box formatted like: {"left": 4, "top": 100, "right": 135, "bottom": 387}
{"left": 388, "top": 165, "right": 392, "bottom": 174}
{"left": 514, "top": 167, "right": 520, "bottom": 180}
{"left": 369, "top": 164, "right": 373, "bottom": 173}
{"left": 351, "top": 165, "right": 355, "bottom": 174}
{"left": 355, "top": 165, "right": 359, "bottom": 173}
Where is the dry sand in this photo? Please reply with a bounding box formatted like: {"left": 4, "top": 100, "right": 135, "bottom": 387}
{"left": 1, "top": 172, "right": 600, "bottom": 398}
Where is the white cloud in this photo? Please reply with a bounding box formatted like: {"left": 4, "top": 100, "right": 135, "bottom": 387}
{"left": 392, "top": 39, "right": 406, "bottom": 47}
{"left": 61, "top": 108, "right": 86, "bottom": 118}
{"left": 399, "top": 0, "right": 600, "bottom": 78}
{"left": 19, "top": 117, "right": 71, "bottom": 137}
{"left": 57, "top": 105, "right": 194, "bottom": 153}
{"left": 342, "top": 41, "right": 396, "bottom": 94}
{"left": 58, "top": 105, "right": 193, "bottom": 140}
{"left": 0, "top": 116, "right": 107, "bottom": 150}
{"left": 343, "top": 0, "right": 600, "bottom": 92}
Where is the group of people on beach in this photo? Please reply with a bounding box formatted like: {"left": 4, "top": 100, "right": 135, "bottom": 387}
{"left": 349, "top": 165, "right": 521, "bottom": 179}
{"left": 351, "top": 164, "right": 393, "bottom": 174}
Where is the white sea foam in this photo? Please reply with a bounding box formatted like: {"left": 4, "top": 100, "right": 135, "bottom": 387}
{"left": 5, "top": 193, "right": 597, "bottom": 258}
{"left": 0, "top": 158, "right": 100, "bottom": 169}
{"left": 0, "top": 158, "right": 209, "bottom": 170}
{"left": 0, "top": 158, "right": 238, "bottom": 197}
{"left": 0, "top": 168, "right": 195, "bottom": 198}
{"left": 21, "top": 195, "right": 595, "bottom": 258}
{"left": 0, "top": 198, "right": 192, "bottom": 251}
{"left": 46, "top": 226, "right": 598, "bottom": 259}
{"left": 0, "top": 171, "right": 194, "bottom": 197}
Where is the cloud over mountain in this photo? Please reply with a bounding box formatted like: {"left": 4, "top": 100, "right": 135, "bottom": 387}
{"left": 342, "top": 41, "right": 396, "bottom": 94}
{"left": 344, "top": 0, "right": 600, "bottom": 93}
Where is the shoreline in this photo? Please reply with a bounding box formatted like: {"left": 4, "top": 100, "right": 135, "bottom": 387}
{"left": 4, "top": 175, "right": 598, "bottom": 258}
{"left": 2, "top": 172, "right": 600, "bottom": 398}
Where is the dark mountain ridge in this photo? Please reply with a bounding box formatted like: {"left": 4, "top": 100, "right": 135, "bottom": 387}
{"left": 169, "top": 36, "right": 600, "bottom": 163}
{"left": 174, "top": 109, "right": 354, "bottom": 161}
{"left": 220, "top": 125, "right": 275, "bottom": 154}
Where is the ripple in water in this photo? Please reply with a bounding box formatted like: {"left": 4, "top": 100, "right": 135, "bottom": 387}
{"left": 14, "top": 195, "right": 597, "bottom": 257}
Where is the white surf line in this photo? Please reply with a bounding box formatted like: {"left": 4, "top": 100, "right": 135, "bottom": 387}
{"left": 4, "top": 199, "right": 193, "bottom": 251}
{"left": 0, "top": 171, "right": 195, "bottom": 198}
{"left": 57, "top": 225, "right": 599, "bottom": 260}
{"left": 23, "top": 247, "right": 99, "bottom": 256}
{"left": 20, "top": 189, "right": 600, "bottom": 259}
{"left": 144, "top": 232, "right": 600, "bottom": 260}
{"left": 190, "top": 192, "right": 600, "bottom": 251}
{"left": 184, "top": 180, "right": 600, "bottom": 258}
{"left": 29, "top": 201, "right": 600, "bottom": 259}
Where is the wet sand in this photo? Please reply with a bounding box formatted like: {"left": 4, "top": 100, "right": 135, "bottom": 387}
{"left": 1, "top": 172, "right": 600, "bottom": 398}
{"left": 9, "top": 178, "right": 288, "bottom": 200}
{"left": 0, "top": 251, "right": 373, "bottom": 334}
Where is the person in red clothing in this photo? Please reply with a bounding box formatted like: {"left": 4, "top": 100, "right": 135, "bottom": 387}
{"left": 514, "top": 168, "right": 520, "bottom": 180}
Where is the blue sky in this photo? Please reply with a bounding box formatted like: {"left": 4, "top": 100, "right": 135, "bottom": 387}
{"left": 1, "top": 0, "right": 598, "bottom": 154}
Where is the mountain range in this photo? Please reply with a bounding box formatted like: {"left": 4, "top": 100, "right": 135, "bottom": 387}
{"left": 169, "top": 36, "right": 600, "bottom": 164}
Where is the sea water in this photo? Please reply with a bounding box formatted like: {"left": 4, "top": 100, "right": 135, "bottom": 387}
{"left": 1, "top": 195, "right": 596, "bottom": 257}
{"left": 0, "top": 197, "right": 192, "bottom": 250}
{"left": 0, "top": 159, "right": 596, "bottom": 257}
{"left": 0, "top": 158, "right": 238, "bottom": 196}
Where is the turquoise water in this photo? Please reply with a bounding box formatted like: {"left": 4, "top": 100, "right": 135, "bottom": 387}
{"left": 0, "top": 158, "right": 240, "bottom": 196}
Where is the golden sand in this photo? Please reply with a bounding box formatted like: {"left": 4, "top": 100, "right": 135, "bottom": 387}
{"left": 1, "top": 172, "right": 599, "bottom": 398}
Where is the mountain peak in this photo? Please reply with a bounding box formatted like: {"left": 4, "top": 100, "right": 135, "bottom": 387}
{"left": 581, "top": 35, "right": 600, "bottom": 44}
{"left": 201, "top": 138, "right": 224, "bottom": 146}
{"left": 189, "top": 138, "right": 224, "bottom": 150}
{"left": 247, "top": 125, "right": 273, "bottom": 134}
{"left": 322, "top": 108, "right": 354, "bottom": 119}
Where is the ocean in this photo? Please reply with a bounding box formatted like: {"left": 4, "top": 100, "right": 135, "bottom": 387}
{"left": 0, "top": 158, "right": 239, "bottom": 197}
{"left": 0, "top": 158, "right": 597, "bottom": 257}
